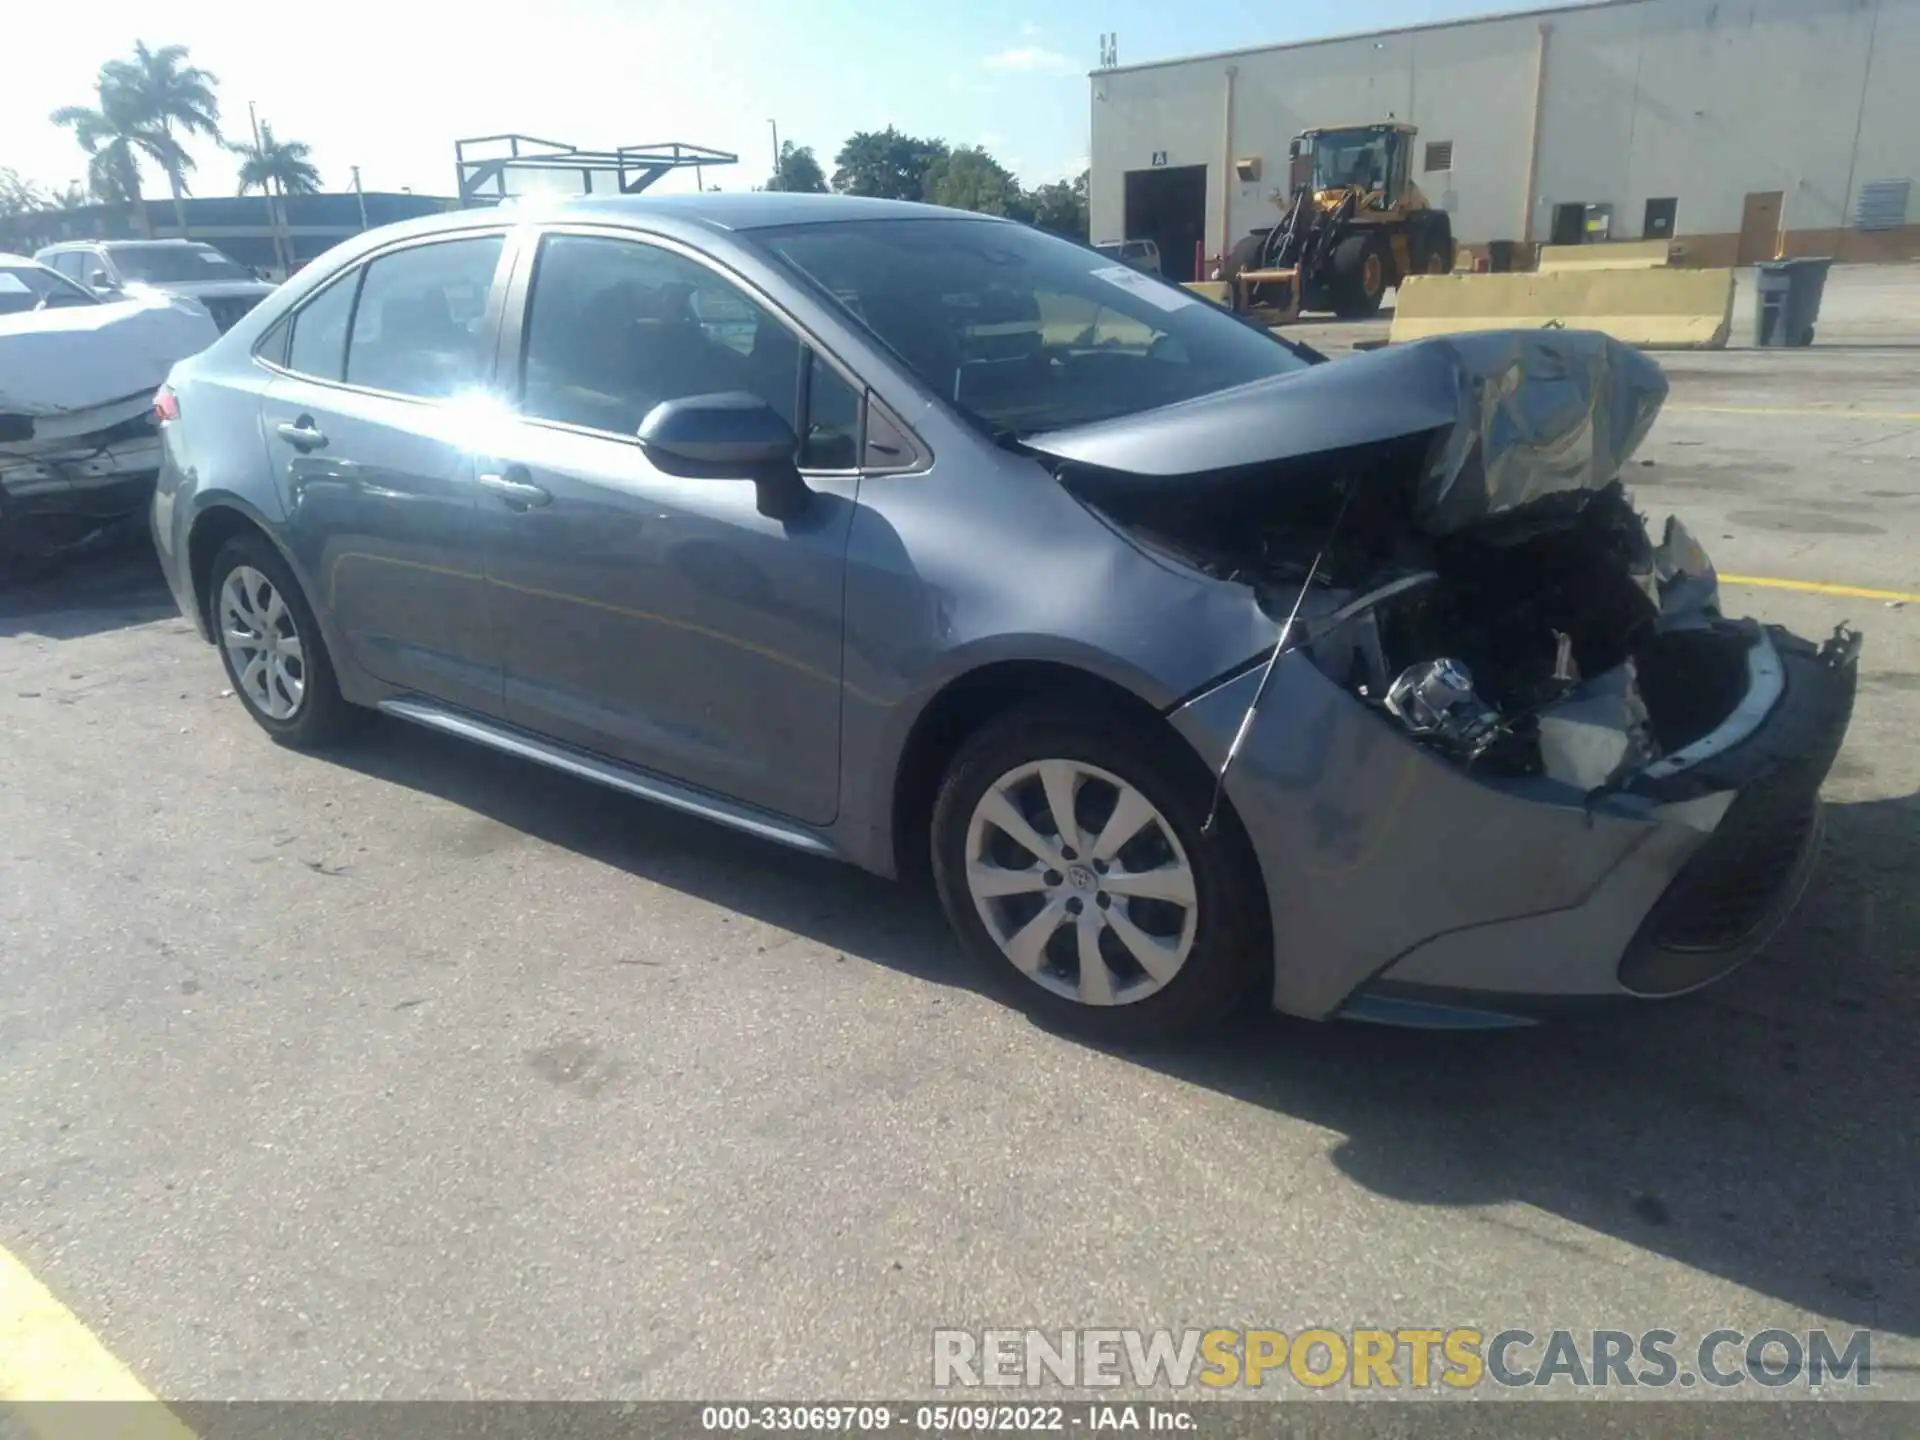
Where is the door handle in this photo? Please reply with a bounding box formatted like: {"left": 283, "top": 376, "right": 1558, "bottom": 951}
{"left": 275, "top": 418, "right": 327, "bottom": 451}
{"left": 478, "top": 467, "right": 551, "bottom": 509}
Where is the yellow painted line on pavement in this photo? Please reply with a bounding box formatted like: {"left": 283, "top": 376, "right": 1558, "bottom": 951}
{"left": 1722, "top": 574, "right": 1920, "bottom": 604}
{"left": 0, "top": 1246, "right": 195, "bottom": 1437}
{"left": 1667, "top": 403, "right": 1920, "bottom": 421}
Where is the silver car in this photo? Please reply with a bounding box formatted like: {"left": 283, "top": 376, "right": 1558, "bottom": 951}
{"left": 36, "top": 239, "right": 276, "bottom": 333}
{"left": 147, "top": 194, "right": 1860, "bottom": 1042}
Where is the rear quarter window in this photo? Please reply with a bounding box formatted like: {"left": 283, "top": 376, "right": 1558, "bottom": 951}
{"left": 285, "top": 271, "right": 360, "bottom": 381}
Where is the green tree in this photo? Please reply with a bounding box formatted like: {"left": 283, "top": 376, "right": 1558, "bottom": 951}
{"left": 1026, "top": 169, "right": 1089, "bottom": 240}
{"left": 922, "top": 146, "right": 1026, "bottom": 218}
{"left": 0, "top": 168, "right": 48, "bottom": 220}
{"left": 51, "top": 76, "right": 174, "bottom": 236}
{"left": 766, "top": 141, "right": 828, "bottom": 194}
{"left": 831, "top": 128, "right": 949, "bottom": 201}
{"left": 231, "top": 122, "right": 321, "bottom": 275}
{"left": 102, "top": 42, "right": 222, "bottom": 238}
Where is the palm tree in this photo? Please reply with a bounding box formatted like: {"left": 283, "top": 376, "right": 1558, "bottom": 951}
{"left": 232, "top": 122, "right": 321, "bottom": 275}
{"left": 50, "top": 77, "right": 170, "bottom": 237}
{"left": 102, "top": 42, "right": 221, "bottom": 238}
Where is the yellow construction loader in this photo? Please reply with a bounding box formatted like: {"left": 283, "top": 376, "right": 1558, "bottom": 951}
{"left": 1219, "top": 122, "right": 1455, "bottom": 323}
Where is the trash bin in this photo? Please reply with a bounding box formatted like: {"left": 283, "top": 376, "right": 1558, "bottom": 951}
{"left": 1754, "top": 257, "right": 1833, "bottom": 347}
{"left": 1488, "top": 240, "right": 1517, "bottom": 274}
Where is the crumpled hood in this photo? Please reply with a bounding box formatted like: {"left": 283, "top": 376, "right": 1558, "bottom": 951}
{"left": 1023, "top": 329, "right": 1669, "bottom": 536}
{"left": 0, "top": 293, "right": 220, "bottom": 419}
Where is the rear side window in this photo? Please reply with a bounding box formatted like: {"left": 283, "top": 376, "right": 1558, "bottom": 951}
{"left": 285, "top": 273, "right": 358, "bottom": 381}
{"left": 345, "top": 236, "right": 504, "bottom": 399}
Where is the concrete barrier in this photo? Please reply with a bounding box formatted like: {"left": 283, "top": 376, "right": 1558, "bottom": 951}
{"left": 1389, "top": 267, "right": 1737, "bottom": 349}
{"left": 1537, "top": 240, "right": 1674, "bottom": 272}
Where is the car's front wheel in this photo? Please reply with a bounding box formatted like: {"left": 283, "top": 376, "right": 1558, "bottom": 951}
{"left": 931, "top": 705, "right": 1268, "bottom": 1043}
{"left": 208, "top": 532, "right": 356, "bottom": 748}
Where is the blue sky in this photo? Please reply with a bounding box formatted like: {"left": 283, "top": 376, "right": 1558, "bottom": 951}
{"left": 11, "top": 0, "right": 1548, "bottom": 199}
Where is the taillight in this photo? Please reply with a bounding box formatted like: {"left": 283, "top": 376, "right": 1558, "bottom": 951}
{"left": 152, "top": 385, "right": 180, "bottom": 424}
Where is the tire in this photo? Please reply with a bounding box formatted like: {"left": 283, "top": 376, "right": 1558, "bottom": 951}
{"left": 1219, "top": 232, "right": 1266, "bottom": 283}
{"left": 207, "top": 531, "right": 357, "bottom": 749}
{"left": 930, "top": 704, "right": 1269, "bottom": 1044}
{"left": 1416, "top": 217, "right": 1456, "bottom": 276}
{"left": 1330, "top": 233, "right": 1389, "bottom": 318}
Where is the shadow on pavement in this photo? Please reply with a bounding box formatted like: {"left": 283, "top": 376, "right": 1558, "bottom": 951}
{"left": 326, "top": 717, "right": 1917, "bottom": 1337}
{"left": 0, "top": 534, "right": 177, "bottom": 641}
{"left": 1135, "top": 788, "right": 1919, "bottom": 1340}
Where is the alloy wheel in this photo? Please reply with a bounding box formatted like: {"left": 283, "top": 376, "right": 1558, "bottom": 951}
{"left": 219, "top": 565, "right": 306, "bottom": 720}
{"left": 964, "top": 759, "right": 1199, "bottom": 1007}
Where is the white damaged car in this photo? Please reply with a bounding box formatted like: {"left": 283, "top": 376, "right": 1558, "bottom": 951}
{"left": 1, "top": 252, "right": 218, "bottom": 563}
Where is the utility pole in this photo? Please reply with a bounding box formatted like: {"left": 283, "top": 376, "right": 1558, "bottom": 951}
{"left": 350, "top": 165, "right": 369, "bottom": 231}
{"left": 768, "top": 118, "right": 780, "bottom": 188}
{"left": 248, "top": 100, "right": 287, "bottom": 278}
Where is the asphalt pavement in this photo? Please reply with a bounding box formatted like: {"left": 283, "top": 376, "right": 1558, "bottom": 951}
{"left": 1, "top": 266, "right": 1916, "bottom": 1404}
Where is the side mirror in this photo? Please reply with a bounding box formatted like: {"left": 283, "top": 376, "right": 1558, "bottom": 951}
{"left": 88, "top": 271, "right": 118, "bottom": 293}
{"left": 637, "top": 392, "right": 810, "bottom": 520}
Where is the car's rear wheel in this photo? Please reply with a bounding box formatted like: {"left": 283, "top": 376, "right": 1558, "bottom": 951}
{"left": 209, "top": 533, "right": 355, "bottom": 748}
{"left": 931, "top": 705, "right": 1268, "bottom": 1043}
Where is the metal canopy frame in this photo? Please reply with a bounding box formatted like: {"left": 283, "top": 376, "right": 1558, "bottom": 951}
{"left": 454, "top": 134, "right": 739, "bottom": 206}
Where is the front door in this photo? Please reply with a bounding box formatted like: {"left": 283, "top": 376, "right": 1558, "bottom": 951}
{"left": 1738, "top": 191, "right": 1784, "bottom": 265}
{"left": 1550, "top": 203, "right": 1587, "bottom": 246}
{"left": 263, "top": 232, "right": 508, "bottom": 714}
{"left": 476, "top": 230, "right": 861, "bottom": 825}
{"left": 1123, "top": 165, "right": 1208, "bottom": 282}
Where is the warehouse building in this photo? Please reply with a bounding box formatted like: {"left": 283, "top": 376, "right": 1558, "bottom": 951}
{"left": 1089, "top": 0, "right": 1920, "bottom": 281}
{"left": 0, "top": 192, "right": 458, "bottom": 279}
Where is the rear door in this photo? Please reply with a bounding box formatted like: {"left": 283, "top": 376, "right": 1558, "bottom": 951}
{"left": 260, "top": 230, "right": 511, "bottom": 713}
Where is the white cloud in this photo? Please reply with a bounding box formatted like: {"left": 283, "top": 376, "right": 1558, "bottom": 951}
{"left": 1026, "top": 154, "right": 1089, "bottom": 186}
{"left": 1019, "top": 20, "right": 1041, "bottom": 37}
{"left": 983, "top": 46, "right": 1077, "bottom": 75}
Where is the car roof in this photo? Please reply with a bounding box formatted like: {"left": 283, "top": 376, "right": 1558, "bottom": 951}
{"left": 99, "top": 238, "right": 217, "bottom": 248}
{"left": 403, "top": 192, "right": 1000, "bottom": 239}
{"left": 0, "top": 252, "right": 45, "bottom": 266}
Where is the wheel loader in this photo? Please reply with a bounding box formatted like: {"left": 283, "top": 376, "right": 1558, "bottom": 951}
{"left": 1219, "top": 122, "right": 1455, "bottom": 323}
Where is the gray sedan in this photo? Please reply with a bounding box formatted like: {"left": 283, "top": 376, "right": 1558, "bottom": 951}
{"left": 148, "top": 194, "right": 1860, "bottom": 1041}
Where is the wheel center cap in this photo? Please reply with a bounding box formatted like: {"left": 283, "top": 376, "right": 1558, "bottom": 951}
{"left": 1066, "top": 864, "right": 1097, "bottom": 892}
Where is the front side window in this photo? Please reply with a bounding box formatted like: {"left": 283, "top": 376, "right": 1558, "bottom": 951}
{"left": 285, "top": 272, "right": 359, "bottom": 381}
{"left": 344, "top": 235, "right": 504, "bottom": 399}
{"left": 759, "top": 218, "right": 1310, "bottom": 436}
{"left": 1310, "top": 130, "right": 1393, "bottom": 194}
{"left": 520, "top": 232, "right": 808, "bottom": 440}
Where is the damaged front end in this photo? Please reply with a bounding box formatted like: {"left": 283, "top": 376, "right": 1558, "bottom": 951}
{"left": 1027, "top": 329, "right": 1862, "bottom": 1021}
{"left": 1, "top": 395, "right": 164, "bottom": 563}
{"left": 2, "top": 284, "right": 217, "bottom": 565}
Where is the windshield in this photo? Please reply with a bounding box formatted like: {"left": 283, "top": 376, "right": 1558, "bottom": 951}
{"left": 107, "top": 243, "right": 252, "bottom": 283}
{"left": 1309, "top": 129, "right": 1393, "bottom": 193}
{"left": 757, "top": 219, "right": 1309, "bottom": 435}
{"left": 0, "top": 264, "right": 99, "bottom": 317}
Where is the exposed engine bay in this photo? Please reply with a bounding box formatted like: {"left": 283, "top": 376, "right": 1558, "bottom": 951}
{"left": 1115, "top": 473, "right": 1751, "bottom": 793}
{"left": 1026, "top": 329, "right": 1836, "bottom": 798}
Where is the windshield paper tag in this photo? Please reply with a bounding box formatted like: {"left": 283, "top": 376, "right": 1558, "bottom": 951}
{"left": 0, "top": 274, "right": 30, "bottom": 294}
{"left": 1091, "top": 265, "right": 1194, "bottom": 313}
{"left": 200, "top": 252, "right": 228, "bottom": 264}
